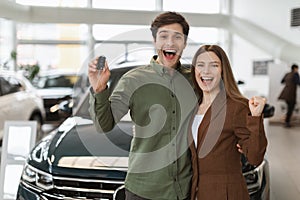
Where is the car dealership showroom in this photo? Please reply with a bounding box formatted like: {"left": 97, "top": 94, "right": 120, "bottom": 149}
{"left": 0, "top": 0, "right": 300, "bottom": 200}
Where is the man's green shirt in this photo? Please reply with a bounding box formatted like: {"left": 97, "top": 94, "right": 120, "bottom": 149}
{"left": 89, "top": 57, "right": 197, "bottom": 199}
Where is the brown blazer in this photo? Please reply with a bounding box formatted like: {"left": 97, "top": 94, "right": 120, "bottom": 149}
{"left": 189, "top": 91, "right": 267, "bottom": 200}
{"left": 278, "top": 71, "right": 300, "bottom": 103}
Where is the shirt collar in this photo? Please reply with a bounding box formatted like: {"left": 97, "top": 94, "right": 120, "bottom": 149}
{"left": 150, "top": 55, "right": 182, "bottom": 76}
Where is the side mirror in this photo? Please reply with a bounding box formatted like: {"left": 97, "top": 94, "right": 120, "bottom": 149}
{"left": 262, "top": 103, "right": 275, "bottom": 118}
{"left": 237, "top": 80, "right": 245, "bottom": 85}
{"left": 58, "top": 99, "right": 73, "bottom": 115}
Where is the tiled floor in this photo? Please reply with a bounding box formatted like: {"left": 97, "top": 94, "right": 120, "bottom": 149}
{"left": 266, "top": 122, "right": 300, "bottom": 200}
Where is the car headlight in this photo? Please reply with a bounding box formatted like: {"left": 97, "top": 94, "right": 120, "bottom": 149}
{"left": 36, "top": 171, "right": 54, "bottom": 190}
{"left": 50, "top": 104, "right": 60, "bottom": 113}
{"left": 243, "top": 160, "right": 265, "bottom": 195}
{"left": 22, "top": 165, "right": 36, "bottom": 183}
{"left": 21, "top": 164, "right": 54, "bottom": 191}
{"left": 244, "top": 170, "right": 258, "bottom": 184}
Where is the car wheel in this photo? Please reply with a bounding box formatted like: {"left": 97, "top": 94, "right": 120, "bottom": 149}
{"left": 30, "top": 114, "right": 44, "bottom": 142}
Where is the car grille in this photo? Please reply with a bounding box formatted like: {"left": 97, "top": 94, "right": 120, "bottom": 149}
{"left": 42, "top": 176, "right": 125, "bottom": 200}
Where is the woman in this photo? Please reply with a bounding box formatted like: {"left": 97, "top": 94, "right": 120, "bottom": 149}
{"left": 189, "top": 45, "right": 267, "bottom": 200}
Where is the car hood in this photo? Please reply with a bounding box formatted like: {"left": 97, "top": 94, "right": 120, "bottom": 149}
{"left": 37, "top": 88, "right": 73, "bottom": 99}
{"left": 28, "top": 117, "right": 256, "bottom": 178}
{"left": 28, "top": 117, "right": 131, "bottom": 178}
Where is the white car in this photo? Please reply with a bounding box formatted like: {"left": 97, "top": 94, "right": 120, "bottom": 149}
{"left": 32, "top": 70, "right": 79, "bottom": 122}
{"left": 0, "top": 70, "right": 46, "bottom": 143}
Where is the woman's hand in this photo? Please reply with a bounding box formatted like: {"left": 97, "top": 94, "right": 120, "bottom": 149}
{"left": 248, "top": 96, "right": 266, "bottom": 117}
{"left": 88, "top": 57, "right": 111, "bottom": 93}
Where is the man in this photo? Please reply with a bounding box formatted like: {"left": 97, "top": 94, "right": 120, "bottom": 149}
{"left": 88, "top": 12, "right": 197, "bottom": 199}
{"left": 278, "top": 64, "right": 300, "bottom": 127}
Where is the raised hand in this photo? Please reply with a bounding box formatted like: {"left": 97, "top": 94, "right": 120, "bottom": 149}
{"left": 248, "top": 96, "right": 266, "bottom": 117}
{"left": 88, "top": 56, "right": 111, "bottom": 93}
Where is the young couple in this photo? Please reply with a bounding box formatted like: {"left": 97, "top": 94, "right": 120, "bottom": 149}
{"left": 88, "top": 11, "right": 267, "bottom": 200}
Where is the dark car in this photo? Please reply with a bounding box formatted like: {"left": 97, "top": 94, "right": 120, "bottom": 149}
{"left": 32, "top": 70, "right": 80, "bottom": 122}
{"left": 17, "top": 63, "right": 272, "bottom": 200}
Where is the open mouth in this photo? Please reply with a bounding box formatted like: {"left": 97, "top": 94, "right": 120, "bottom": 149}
{"left": 163, "top": 49, "right": 177, "bottom": 60}
{"left": 201, "top": 76, "right": 213, "bottom": 83}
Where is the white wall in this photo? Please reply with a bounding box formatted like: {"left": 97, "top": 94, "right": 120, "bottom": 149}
{"left": 231, "top": 34, "right": 271, "bottom": 98}
{"left": 232, "top": 0, "right": 300, "bottom": 46}
{"left": 230, "top": 0, "right": 300, "bottom": 99}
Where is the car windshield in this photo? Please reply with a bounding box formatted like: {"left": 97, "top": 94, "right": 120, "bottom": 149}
{"left": 71, "top": 60, "right": 192, "bottom": 119}
{"left": 72, "top": 65, "right": 143, "bottom": 119}
{"left": 34, "top": 75, "right": 79, "bottom": 89}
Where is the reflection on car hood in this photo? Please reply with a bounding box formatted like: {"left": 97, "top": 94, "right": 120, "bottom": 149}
{"left": 28, "top": 116, "right": 256, "bottom": 178}
{"left": 37, "top": 88, "right": 73, "bottom": 99}
{"left": 58, "top": 156, "right": 128, "bottom": 171}
{"left": 29, "top": 117, "right": 132, "bottom": 175}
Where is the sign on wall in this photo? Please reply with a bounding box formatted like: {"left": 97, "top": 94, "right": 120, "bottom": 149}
{"left": 253, "top": 60, "right": 273, "bottom": 75}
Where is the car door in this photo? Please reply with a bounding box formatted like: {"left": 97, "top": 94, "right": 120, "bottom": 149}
{"left": 0, "top": 76, "right": 30, "bottom": 139}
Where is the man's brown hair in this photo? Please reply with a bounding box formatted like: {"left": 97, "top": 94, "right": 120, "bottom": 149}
{"left": 150, "top": 11, "right": 190, "bottom": 43}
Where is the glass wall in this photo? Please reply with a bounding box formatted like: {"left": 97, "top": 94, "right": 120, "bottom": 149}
{"left": 163, "top": 0, "right": 220, "bottom": 13}
{"left": 16, "top": 0, "right": 220, "bottom": 13}
{"left": 16, "top": 0, "right": 88, "bottom": 7}
{"left": 0, "top": 19, "right": 15, "bottom": 70}
{"left": 93, "top": 24, "right": 220, "bottom": 64}
{"left": 17, "top": 23, "right": 88, "bottom": 71}
{"left": 11, "top": 0, "right": 223, "bottom": 73}
{"left": 92, "top": 0, "right": 156, "bottom": 11}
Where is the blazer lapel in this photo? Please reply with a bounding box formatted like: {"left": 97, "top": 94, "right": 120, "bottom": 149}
{"left": 197, "top": 90, "right": 227, "bottom": 158}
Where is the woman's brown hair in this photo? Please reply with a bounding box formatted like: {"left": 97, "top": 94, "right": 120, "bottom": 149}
{"left": 191, "top": 45, "right": 246, "bottom": 104}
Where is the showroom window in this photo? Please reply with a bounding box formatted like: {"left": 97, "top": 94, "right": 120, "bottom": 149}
{"left": 13, "top": 0, "right": 223, "bottom": 72}
{"left": 16, "top": 0, "right": 88, "bottom": 7}
{"left": 16, "top": 23, "right": 220, "bottom": 70}
{"left": 17, "top": 23, "right": 88, "bottom": 71}
{"left": 163, "top": 0, "right": 220, "bottom": 13}
{"left": 92, "top": 0, "right": 156, "bottom": 11}
{"left": 93, "top": 25, "right": 153, "bottom": 64}
{"left": 0, "top": 19, "right": 15, "bottom": 70}
{"left": 93, "top": 24, "right": 220, "bottom": 64}
{"left": 16, "top": 0, "right": 221, "bottom": 13}
{"left": 17, "top": 44, "right": 88, "bottom": 71}
{"left": 17, "top": 23, "right": 90, "bottom": 41}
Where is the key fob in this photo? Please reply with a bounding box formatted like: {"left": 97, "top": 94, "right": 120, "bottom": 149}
{"left": 97, "top": 56, "right": 106, "bottom": 70}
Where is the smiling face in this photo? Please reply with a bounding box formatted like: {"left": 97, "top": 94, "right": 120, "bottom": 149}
{"left": 194, "top": 51, "right": 222, "bottom": 95}
{"left": 154, "top": 23, "right": 186, "bottom": 69}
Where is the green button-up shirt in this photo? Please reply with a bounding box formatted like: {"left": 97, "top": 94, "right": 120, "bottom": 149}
{"left": 89, "top": 56, "right": 197, "bottom": 199}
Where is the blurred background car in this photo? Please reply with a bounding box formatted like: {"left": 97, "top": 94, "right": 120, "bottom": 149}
{"left": 16, "top": 62, "right": 273, "bottom": 200}
{"left": 32, "top": 70, "right": 80, "bottom": 123}
{"left": 0, "top": 70, "right": 46, "bottom": 144}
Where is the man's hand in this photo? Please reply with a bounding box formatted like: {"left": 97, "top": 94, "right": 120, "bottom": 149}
{"left": 236, "top": 143, "right": 243, "bottom": 154}
{"left": 249, "top": 96, "right": 266, "bottom": 117}
{"left": 88, "top": 57, "right": 111, "bottom": 93}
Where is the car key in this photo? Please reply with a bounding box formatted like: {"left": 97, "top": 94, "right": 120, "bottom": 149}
{"left": 97, "top": 56, "right": 106, "bottom": 70}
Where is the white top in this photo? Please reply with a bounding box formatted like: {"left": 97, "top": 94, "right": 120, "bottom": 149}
{"left": 192, "top": 114, "right": 204, "bottom": 148}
